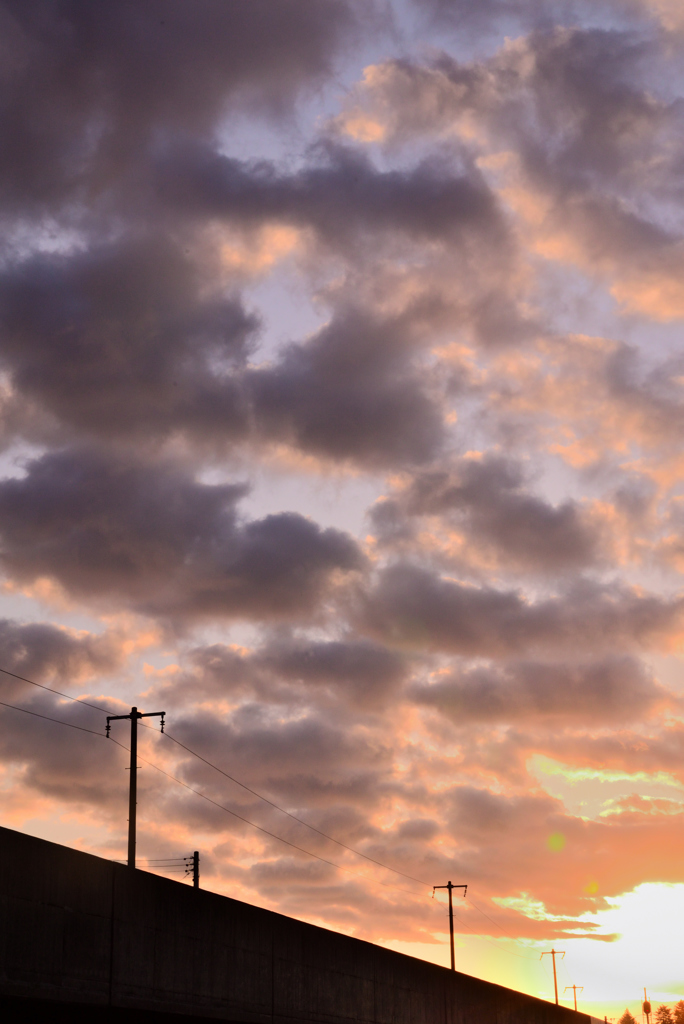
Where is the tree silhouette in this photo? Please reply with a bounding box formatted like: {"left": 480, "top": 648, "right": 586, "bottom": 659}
{"left": 673, "top": 1002, "right": 684, "bottom": 1024}
{"left": 655, "top": 1007, "right": 673, "bottom": 1024}
{"left": 619, "top": 1011, "right": 638, "bottom": 1024}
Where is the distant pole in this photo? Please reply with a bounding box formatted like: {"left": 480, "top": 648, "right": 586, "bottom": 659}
{"left": 184, "top": 851, "right": 200, "bottom": 887}
{"left": 106, "top": 707, "right": 166, "bottom": 868}
{"left": 564, "top": 985, "right": 583, "bottom": 1011}
{"left": 541, "top": 949, "right": 565, "bottom": 1004}
{"left": 432, "top": 881, "right": 467, "bottom": 971}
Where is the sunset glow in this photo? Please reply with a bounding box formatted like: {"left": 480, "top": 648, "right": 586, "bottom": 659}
{"left": 1, "top": 1, "right": 684, "bottom": 1018}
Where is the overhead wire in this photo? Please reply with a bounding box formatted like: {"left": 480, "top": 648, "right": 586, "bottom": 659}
{"left": 0, "top": 665, "right": 114, "bottom": 715}
{"left": 160, "top": 729, "right": 432, "bottom": 887}
{"left": 0, "top": 694, "right": 429, "bottom": 899}
{"left": 0, "top": 697, "right": 108, "bottom": 737}
{"left": 0, "top": 668, "right": 575, "bottom": 970}
{"left": 465, "top": 896, "right": 540, "bottom": 960}
{"left": 431, "top": 893, "right": 541, "bottom": 962}
{"left": 0, "top": 664, "right": 433, "bottom": 889}
{"left": 129, "top": 739, "right": 435, "bottom": 899}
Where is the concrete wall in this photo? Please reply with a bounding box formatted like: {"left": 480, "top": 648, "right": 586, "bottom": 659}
{"left": 0, "top": 825, "right": 589, "bottom": 1024}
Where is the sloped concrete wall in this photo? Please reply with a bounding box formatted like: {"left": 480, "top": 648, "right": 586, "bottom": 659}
{"left": 0, "top": 825, "right": 588, "bottom": 1024}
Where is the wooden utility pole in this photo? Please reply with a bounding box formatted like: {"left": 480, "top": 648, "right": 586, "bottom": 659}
{"left": 564, "top": 985, "right": 583, "bottom": 1011}
{"left": 540, "top": 949, "right": 566, "bottom": 1004}
{"left": 432, "top": 881, "right": 467, "bottom": 971}
{"left": 185, "top": 850, "right": 200, "bottom": 888}
{"left": 106, "top": 706, "right": 166, "bottom": 868}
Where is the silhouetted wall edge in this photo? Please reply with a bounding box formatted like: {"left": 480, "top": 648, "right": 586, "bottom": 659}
{"left": 1, "top": 825, "right": 592, "bottom": 1023}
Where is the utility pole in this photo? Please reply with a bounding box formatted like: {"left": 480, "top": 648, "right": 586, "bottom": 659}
{"left": 432, "top": 881, "right": 467, "bottom": 971}
{"left": 540, "top": 949, "right": 566, "bottom": 1004}
{"left": 185, "top": 850, "right": 200, "bottom": 888}
{"left": 106, "top": 706, "right": 166, "bottom": 868}
{"left": 564, "top": 985, "right": 584, "bottom": 1011}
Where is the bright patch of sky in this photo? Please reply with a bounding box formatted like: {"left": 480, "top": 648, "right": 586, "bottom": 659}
{"left": 529, "top": 755, "right": 684, "bottom": 820}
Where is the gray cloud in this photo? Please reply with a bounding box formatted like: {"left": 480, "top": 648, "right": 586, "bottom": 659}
{"left": 412, "top": 655, "right": 672, "bottom": 725}
{"left": 412, "top": 0, "right": 663, "bottom": 38}
{"left": 160, "top": 142, "right": 504, "bottom": 253}
{"left": 2, "top": 0, "right": 684, "bottom": 950}
{"left": 171, "top": 706, "right": 392, "bottom": 815}
{"left": 0, "top": 618, "right": 123, "bottom": 696}
{"left": 156, "top": 636, "right": 409, "bottom": 713}
{"left": 250, "top": 306, "right": 446, "bottom": 467}
{"left": 0, "top": 234, "right": 256, "bottom": 446}
{"left": 370, "top": 455, "right": 598, "bottom": 572}
{"left": 348, "top": 27, "right": 684, "bottom": 282}
{"left": 357, "top": 563, "right": 684, "bottom": 656}
{"left": 256, "top": 636, "right": 408, "bottom": 705}
{"left": 0, "top": 695, "right": 124, "bottom": 806}
{"left": 0, "top": 235, "right": 461, "bottom": 467}
{"left": 0, "top": 0, "right": 357, "bottom": 217}
{"left": 0, "top": 447, "right": 364, "bottom": 620}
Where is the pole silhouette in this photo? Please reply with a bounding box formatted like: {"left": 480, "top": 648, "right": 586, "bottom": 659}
{"left": 564, "top": 985, "right": 583, "bottom": 1011}
{"left": 432, "top": 881, "right": 467, "bottom": 971}
{"left": 540, "top": 949, "right": 565, "bottom": 1004}
{"left": 185, "top": 851, "right": 200, "bottom": 888}
{"left": 106, "top": 707, "right": 166, "bottom": 868}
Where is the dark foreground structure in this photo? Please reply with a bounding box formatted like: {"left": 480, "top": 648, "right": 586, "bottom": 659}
{"left": 1, "top": 826, "right": 591, "bottom": 1024}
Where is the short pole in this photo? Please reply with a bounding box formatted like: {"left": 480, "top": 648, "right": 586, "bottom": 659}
{"left": 541, "top": 949, "right": 565, "bottom": 1005}
{"left": 432, "top": 881, "right": 467, "bottom": 972}
{"left": 564, "top": 985, "right": 583, "bottom": 1011}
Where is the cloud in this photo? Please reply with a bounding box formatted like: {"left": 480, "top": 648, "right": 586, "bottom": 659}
{"left": 0, "top": 0, "right": 357, "bottom": 216}
{"left": 168, "top": 705, "right": 394, "bottom": 820}
{"left": 410, "top": 0, "right": 678, "bottom": 38}
{"left": 0, "top": 237, "right": 479, "bottom": 467}
{"left": 152, "top": 634, "right": 409, "bottom": 714}
{"left": 0, "top": 617, "right": 125, "bottom": 693}
{"left": 0, "top": 234, "right": 256, "bottom": 447}
{"left": 370, "top": 455, "right": 599, "bottom": 572}
{"left": 0, "top": 447, "right": 364, "bottom": 620}
{"left": 357, "top": 563, "right": 684, "bottom": 656}
{"left": 2, "top": 0, "right": 684, "bottom": 978}
{"left": 335, "top": 27, "right": 684, "bottom": 321}
{"left": 0, "top": 693, "right": 125, "bottom": 808}
{"left": 250, "top": 306, "right": 447, "bottom": 467}
{"left": 160, "top": 141, "right": 504, "bottom": 254}
{"left": 412, "top": 655, "right": 673, "bottom": 725}
{"left": 256, "top": 635, "right": 409, "bottom": 708}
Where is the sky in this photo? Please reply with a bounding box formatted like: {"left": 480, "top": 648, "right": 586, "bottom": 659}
{"left": 2, "top": 0, "right": 684, "bottom": 1018}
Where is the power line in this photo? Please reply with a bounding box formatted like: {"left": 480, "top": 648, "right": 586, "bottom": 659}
{"left": 0, "top": 695, "right": 427, "bottom": 899}
{"left": 130, "top": 742, "right": 434, "bottom": 898}
{"left": 145, "top": 858, "right": 188, "bottom": 864}
{"left": 132, "top": 745, "right": 364, "bottom": 873}
{"left": 0, "top": 666, "right": 114, "bottom": 714}
{"left": 465, "top": 897, "right": 539, "bottom": 960}
{"left": 0, "top": 691, "right": 573, "bottom": 975}
{"left": 161, "top": 730, "right": 431, "bottom": 887}
{"left": 0, "top": 698, "right": 107, "bottom": 737}
{"left": 432, "top": 893, "right": 542, "bottom": 961}
{"left": 0, "top": 667, "right": 580, "bottom": 967}
{"left": 0, "top": 663, "right": 433, "bottom": 889}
